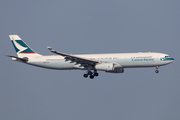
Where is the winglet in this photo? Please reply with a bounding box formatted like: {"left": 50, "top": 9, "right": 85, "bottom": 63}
{"left": 47, "top": 46, "right": 70, "bottom": 56}
{"left": 47, "top": 46, "right": 52, "bottom": 51}
{"left": 47, "top": 46, "right": 56, "bottom": 52}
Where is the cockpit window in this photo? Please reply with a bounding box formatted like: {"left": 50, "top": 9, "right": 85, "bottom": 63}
{"left": 165, "top": 56, "right": 170, "bottom": 58}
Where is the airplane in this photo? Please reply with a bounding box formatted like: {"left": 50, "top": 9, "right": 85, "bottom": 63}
{"left": 7, "top": 35, "right": 174, "bottom": 79}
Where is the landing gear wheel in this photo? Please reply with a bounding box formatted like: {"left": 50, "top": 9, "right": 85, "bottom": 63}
{"left": 94, "top": 73, "right": 99, "bottom": 76}
{"left": 155, "top": 70, "right": 159, "bottom": 73}
{"left": 90, "top": 75, "right": 94, "bottom": 79}
{"left": 83, "top": 74, "right": 88, "bottom": 78}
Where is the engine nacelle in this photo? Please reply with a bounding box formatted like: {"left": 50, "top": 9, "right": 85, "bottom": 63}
{"left": 95, "top": 63, "right": 124, "bottom": 73}
{"left": 95, "top": 63, "right": 114, "bottom": 71}
{"left": 106, "top": 67, "right": 124, "bottom": 73}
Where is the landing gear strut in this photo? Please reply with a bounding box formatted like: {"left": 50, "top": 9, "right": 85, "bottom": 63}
{"left": 155, "top": 66, "right": 159, "bottom": 73}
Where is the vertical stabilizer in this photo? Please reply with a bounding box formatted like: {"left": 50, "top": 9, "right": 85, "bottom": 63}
{"left": 9, "top": 35, "right": 42, "bottom": 57}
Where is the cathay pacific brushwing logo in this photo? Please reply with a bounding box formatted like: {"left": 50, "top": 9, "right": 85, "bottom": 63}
{"left": 12, "top": 40, "right": 28, "bottom": 54}
{"left": 11, "top": 40, "right": 35, "bottom": 54}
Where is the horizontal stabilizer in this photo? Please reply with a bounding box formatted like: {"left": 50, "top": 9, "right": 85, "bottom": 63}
{"left": 6, "top": 55, "right": 28, "bottom": 62}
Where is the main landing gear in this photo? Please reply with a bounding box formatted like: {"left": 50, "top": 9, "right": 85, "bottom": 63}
{"left": 83, "top": 70, "right": 99, "bottom": 79}
{"left": 155, "top": 66, "right": 159, "bottom": 73}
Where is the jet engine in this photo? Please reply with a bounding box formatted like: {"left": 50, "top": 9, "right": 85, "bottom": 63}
{"left": 106, "top": 67, "right": 124, "bottom": 73}
{"left": 95, "top": 63, "right": 114, "bottom": 71}
{"left": 95, "top": 63, "right": 124, "bottom": 73}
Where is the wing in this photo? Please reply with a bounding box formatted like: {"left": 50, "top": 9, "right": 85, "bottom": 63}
{"left": 47, "top": 46, "right": 100, "bottom": 67}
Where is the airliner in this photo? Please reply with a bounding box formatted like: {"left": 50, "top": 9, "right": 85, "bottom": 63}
{"left": 7, "top": 35, "right": 174, "bottom": 79}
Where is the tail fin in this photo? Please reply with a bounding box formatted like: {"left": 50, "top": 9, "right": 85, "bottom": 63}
{"left": 9, "top": 35, "right": 42, "bottom": 57}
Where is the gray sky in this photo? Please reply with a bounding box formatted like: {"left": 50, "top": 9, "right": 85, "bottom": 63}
{"left": 1, "top": 0, "right": 180, "bottom": 120}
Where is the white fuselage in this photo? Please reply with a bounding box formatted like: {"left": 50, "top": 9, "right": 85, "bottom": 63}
{"left": 22, "top": 52, "right": 174, "bottom": 71}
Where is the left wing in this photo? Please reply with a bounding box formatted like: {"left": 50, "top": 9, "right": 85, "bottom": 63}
{"left": 47, "top": 46, "right": 100, "bottom": 67}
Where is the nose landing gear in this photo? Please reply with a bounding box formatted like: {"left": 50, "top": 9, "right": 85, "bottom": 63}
{"left": 155, "top": 66, "right": 159, "bottom": 73}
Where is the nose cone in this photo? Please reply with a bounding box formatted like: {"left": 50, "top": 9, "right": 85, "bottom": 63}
{"left": 161, "top": 57, "right": 174, "bottom": 64}
{"left": 166, "top": 57, "right": 175, "bottom": 63}
{"left": 169, "top": 57, "right": 174, "bottom": 61}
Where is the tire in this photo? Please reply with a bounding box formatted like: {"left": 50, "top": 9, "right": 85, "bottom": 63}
{"left": 90, "top": 75, "right": 94, "bottom": 79}
{"left": 83, "top": 74, "right": 88, "bottom": 78}
{"left": 155, "top": 70, "right": 159, "bottom": 73}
